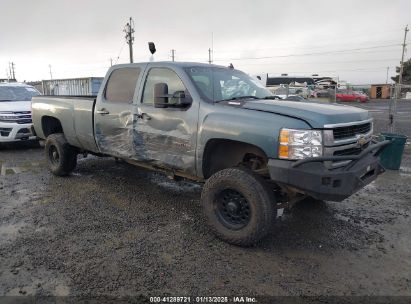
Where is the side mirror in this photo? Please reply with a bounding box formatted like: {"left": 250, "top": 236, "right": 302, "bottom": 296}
{"left": 154, "top": 83, "right": 169, "bottom": 108}
{"left": 172, "top": 90, "right": 193, "bottom": 107}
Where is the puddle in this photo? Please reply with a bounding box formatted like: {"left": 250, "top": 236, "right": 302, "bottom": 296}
{"left": 54, "top": 284, "right": 70, "bottom": 296}
{"left": 0, "top": 222, "right": 26, "bottom": 242}
{"left": 0, "top": 161, "right": 45, "bottom": 176}
{"left": 363, "top": 182, "right": 377, "bottom": 191}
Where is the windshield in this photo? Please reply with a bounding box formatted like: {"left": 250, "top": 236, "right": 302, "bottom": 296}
{"left": 0, "top": 86, "right": 40, "bottom": 102}
{"left": 184, "top": 66, "right": 273, "bottom": 102}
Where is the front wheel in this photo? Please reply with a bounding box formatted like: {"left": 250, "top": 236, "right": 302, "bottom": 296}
{"left": 45, "top": 133, "right": 77, "bottom": 176}
{"left": 201, "top": 168, "right": 275, "bottom": 246}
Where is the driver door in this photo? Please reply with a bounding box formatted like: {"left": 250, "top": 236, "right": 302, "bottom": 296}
{"left": 134, "top": 67, "right": 199, "bottom": 175}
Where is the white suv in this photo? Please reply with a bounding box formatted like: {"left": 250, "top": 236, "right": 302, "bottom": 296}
{"left": 0, "top": 82, "right": 40, "bottom": 143}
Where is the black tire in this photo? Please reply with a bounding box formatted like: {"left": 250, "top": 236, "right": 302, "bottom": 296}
{"left": 45, "top": 133, "right": 77, "bottom": 176}
{"left": 201, "top": 168, "right": 275, "bottom": 246}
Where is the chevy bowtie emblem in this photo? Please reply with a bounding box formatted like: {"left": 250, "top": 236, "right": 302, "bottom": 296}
{"left": 357, "top": 135, "right": 367, "bottom": 147}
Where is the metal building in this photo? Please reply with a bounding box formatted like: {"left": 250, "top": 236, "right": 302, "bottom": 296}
{"left": 40, "top": 77, "right": 104, "bottom": 95}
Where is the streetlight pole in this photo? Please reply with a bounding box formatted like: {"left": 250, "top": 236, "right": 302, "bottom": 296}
{"left": 386, "top": 67, "right": 389, "bottom": 84}
{"left": 389, "top": 25, "right": 409, "bottom": 132}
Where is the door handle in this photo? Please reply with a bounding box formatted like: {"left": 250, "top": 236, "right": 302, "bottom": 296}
{"left": 96, "top": 109, "right": 110, "bottom": 115}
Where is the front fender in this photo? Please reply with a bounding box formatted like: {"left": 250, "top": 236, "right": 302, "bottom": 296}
{"left": 196, "top": 103, "right": 310, "bottom": 178}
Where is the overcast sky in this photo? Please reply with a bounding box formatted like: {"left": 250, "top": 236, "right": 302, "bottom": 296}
{"left": 0, "top": 0, "right": 409, "bottom": 84}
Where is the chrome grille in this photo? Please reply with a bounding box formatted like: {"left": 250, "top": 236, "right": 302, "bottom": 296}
{"left": 333, "top": 142, "right": 370, "bottom": 156}
{"left": 333, "top": 122, "right": 372, "bottom": 140}
{"left": 323, "top": 119, "right": 374, "bottom": 168}
{"left": 0, "top": 111, "right": 32, "bottom": 124}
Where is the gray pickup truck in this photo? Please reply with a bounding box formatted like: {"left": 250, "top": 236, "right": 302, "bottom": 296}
{"left": 32, "top": 62, "right": 390, "bottom": 246}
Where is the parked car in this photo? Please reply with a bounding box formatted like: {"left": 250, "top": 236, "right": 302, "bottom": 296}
{"left": 336, "top": 91, "right": 368, "bottom": 103}
{"left": 353, "top": 91, "right": 369, "bottom": 103}
{"left": 0, "top": 82, "right": 40, "bottom": 144}
{"left": 32, "top": 62, "right": 390, "bottom": 246}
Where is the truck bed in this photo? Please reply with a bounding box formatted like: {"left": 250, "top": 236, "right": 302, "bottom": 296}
{"left": 32, "top": 95, "right": 99, "bottom": 153}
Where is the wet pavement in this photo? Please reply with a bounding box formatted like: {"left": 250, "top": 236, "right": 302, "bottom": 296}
{"left": 0, "top": 101, "right": 410, "bottom": 298}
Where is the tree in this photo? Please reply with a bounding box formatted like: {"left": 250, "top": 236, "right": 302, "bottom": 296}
{"left": 391, "top": 57, "right": 411, "bottom": 84}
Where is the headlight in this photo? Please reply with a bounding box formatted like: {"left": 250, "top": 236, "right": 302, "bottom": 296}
{"left": 279, "top": 128, "right": 323, "bottom": 159}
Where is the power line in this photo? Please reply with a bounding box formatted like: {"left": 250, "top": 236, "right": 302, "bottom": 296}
{"left": 236, "top": 58, "right": 399, "bottom": 67}
{"left": 264, "top": 66, "right": 392, "bottom": 75}
{"left": 214, "top": 39, "right": 402, "bottom": 54}
{"left": 115, "top": 41, "right": 126, "bottom": 64}
{"left": 213, "top": 44, "right": 401, "bottom": 61}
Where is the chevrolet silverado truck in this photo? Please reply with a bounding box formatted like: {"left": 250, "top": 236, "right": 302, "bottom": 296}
{"left": 32, "top": 62, "right": 390, "bottom": 246}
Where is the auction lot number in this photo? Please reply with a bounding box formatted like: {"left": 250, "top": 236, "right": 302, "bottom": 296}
{"left": 150, "top": 297, "right": 230, "bottom": 303}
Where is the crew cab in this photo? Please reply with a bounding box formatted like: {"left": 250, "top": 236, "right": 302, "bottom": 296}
{"left": 32, "top": 62, "right": 390, "bottom": 246}
{"left": 0, "top": 82, "right": 40, "bottom": 144}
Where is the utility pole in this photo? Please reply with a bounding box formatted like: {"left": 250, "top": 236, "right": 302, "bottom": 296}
{"left": 11, "top": 62, "right": 15, "bottom": 79}
{"left": 171, "top": 49, "right": 175, "bottom": 62}
{"left": 8, "top": 62, "right": 15, "bottom": 80}
{"left": 208, "top": 48, "right": 212, "bottom": 64}
{"left": 386, "top": 67, "right": 389, "bottom": 84}
{"left": 211, "top": 32, "right": 214, "bottom": 63}
{"left": 389, "top": 25, "right": 409, "bottom": 132}
{"left": 49, "top": 64, "right": 53, "bottom": 80}
{"left": 124, "top": 17, "right": 135, "bottom": 63}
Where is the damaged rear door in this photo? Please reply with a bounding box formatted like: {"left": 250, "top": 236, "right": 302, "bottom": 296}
{"left": 94, "top": 65, "right": 145, "bottom": 157}
{"left": 134, "top": 66, "right": 199, "bottom": 175}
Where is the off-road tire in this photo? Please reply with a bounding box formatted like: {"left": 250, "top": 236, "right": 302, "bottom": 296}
{"left": 45, "top": 133, "right": 77, "bottom": 176}
{"left": 201, "top": 167, "right": 275, "bottom": 246}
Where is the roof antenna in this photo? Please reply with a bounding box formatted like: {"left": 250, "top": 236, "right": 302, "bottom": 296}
{"left": 228, "top": 63, "right": 234, "bottom": 69}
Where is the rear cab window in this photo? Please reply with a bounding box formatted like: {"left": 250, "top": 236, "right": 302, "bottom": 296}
{"left": 104, "top": 67, "right": 140, "bottom": 103}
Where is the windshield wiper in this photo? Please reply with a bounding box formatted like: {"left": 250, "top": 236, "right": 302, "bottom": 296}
{"left": 215, "top": 96, "right": 260, "bottom": 103}
{"left": 0, "top": 99, "right": 15, "bottom": 102}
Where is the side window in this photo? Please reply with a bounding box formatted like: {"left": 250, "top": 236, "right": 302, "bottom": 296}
{"left": 142, "top": 68, "right": 186, "bottom": 105}
{"left": 105, "top": 67, "right": 140, "bottom": 103}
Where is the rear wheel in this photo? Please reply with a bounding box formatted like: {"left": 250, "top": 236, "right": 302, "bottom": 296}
{"left": 201, "top": 168, "right": 275, "bottom": 246}
{"left": 45, "top": 133, "right": 77, "bottom": 176}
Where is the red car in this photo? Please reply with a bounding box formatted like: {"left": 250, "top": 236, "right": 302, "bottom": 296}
{"left": 336, "top": 91, "right": 368, "bottom": 103}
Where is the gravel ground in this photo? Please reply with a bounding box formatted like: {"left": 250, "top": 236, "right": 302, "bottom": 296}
{"left": 0, "top": 100, "right": 410, "bottom": 300}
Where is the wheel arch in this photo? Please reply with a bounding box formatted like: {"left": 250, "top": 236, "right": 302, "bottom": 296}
{"left": 202, "top": 138, "right": 268, "bottom": 179}
{"left": 41, "top": 116, "right": 64, "bottom": 138}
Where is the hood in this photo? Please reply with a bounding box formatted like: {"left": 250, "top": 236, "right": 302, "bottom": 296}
{"left": 0, "top": 100, "right": 31, "bottom": 113}
{"left": 240, "top": 100, "right": 370, "bottom": 128}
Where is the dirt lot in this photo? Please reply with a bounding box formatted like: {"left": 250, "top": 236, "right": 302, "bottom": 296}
{"left": 0, "top": 99, "right": 410, "bottom": 300}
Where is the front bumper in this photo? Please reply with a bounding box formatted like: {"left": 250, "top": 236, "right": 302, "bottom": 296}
{"left": 268, "top": 140, "right": 391, "bottom": 202}
{"left": 0, "top": 122, "right": 37, "bottom": 143}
